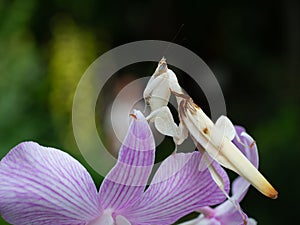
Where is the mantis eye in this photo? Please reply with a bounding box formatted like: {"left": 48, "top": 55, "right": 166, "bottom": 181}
{"left": 157, "top": 57, "right": 168, "bottom": 73}
{"left": 158, "top": 63, "right": 167, "bottom": 72}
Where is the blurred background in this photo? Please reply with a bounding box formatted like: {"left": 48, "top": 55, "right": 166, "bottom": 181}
{"left": 0, "top": 0, "right": 299, "bottom": 224}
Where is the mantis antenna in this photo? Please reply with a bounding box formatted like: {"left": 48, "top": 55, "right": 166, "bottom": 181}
{"left": 162, "top": 23, "right": 185, "bottom": 57}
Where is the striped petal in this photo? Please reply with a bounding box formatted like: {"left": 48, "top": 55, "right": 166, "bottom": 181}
{"left": 99, "top": 110, "right": 155, "bottom": 211}
{"left": 232, "top": 126, "right": 258, "bottom": 168}
{"left": 181, "top": 126, "right": 259, "bottom": 225}
{"left": 232, "top": 126, "right": 258, "bottom": 202}
{"left": 125, "top": 151, "right": 229, "bottom": 225}
{"left": 0, "top": 142, "right": 101, "bottom": 225}
{"left": 180, "top": 203, "right": 248, "bottom": 225}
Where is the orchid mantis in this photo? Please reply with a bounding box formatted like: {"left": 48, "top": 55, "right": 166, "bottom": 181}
{"left": 144, "top": 58, "right": 278, "bottom": 200}
{"left": 143, "top": 57, "right": 188, "bottom": 146}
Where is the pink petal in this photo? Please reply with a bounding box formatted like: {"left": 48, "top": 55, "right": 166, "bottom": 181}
{"left": 213, "top": 201, "right": 248, "bottom": 225}
{"left": 233, "top": 126, "right": 258, "bottom": 168}
{"left": 232, "top": 126, "right": 259, "bottom": 202}
{"left": 99, "top": 110, "right": 155, "bottom": 211}
{"left": 125, "top": 152, "right": 229, "bottom": 225}
{"left": 0, "top": 142, "right": 101, "bottom": 225}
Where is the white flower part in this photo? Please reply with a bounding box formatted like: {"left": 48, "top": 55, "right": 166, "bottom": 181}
{"left": 177, "top": 214, "right": 213, "bottom": 225}
{"left": 116, "top": 215, "right": 132, "bottom": 225}
{"left": 86, "top": 209, "right": 114, "bottom": 225}
{"left": 247, "top": 218, "right": 258, "bottom": 225}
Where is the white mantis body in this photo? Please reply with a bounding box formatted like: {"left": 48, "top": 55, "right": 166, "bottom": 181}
{"left": 143, "top": 57, "right": 188, "bottom": 146}
{"left": 144, "top": 58, "right": 278, "bottom": 200}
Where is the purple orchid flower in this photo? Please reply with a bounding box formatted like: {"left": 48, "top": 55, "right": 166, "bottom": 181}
{"left": 179, "top": 126, "right": 258, "bottom": 225}
{"left": 0, "top": 110, "right": 230, "bottom": 225}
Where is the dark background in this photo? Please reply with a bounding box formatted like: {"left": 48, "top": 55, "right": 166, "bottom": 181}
{"left": 0, "top": 0, "right": 299, "bottom": 224}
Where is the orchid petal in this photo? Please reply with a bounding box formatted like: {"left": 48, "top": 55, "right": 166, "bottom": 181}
{"left": 212, "top": 200, "right": 257, "bottom": 225}
{"left": 179, "top": 216, "right": 221, "bottom": 225}
{"left": 180, "top": 201, "right": 247, "bottom": 225}
{"left": 116, "top": 215, "right": 132, "bottom": 225}
{"left": 0, "top": 142, "right": 101, "bottom": 225}
{"left": 125, "top": 151, "right": 229, "bottom": 225}
{"left": 86, "top": 210, "right": 114, "bottom": 225}
{"left": 232, "top": 126, "right": 259, "bottom": 202}
{"left": 178, "top": 126, "right": 260, "bottom": 225}
{"left": 99, "top": 110, "right": 155, "bottom": 211}
{"left": 212, "top": 200, "right": 248, "bottom": 225}
{"left": 233, "top": 126, "right": 258, "bottom": 168}
{"left": 247, "top": 218, "right": 257, "bottom": 225}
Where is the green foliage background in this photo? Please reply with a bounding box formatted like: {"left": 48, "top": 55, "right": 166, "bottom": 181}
{"left": 0, "top": 0, "right": 299, "bottom": 224}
